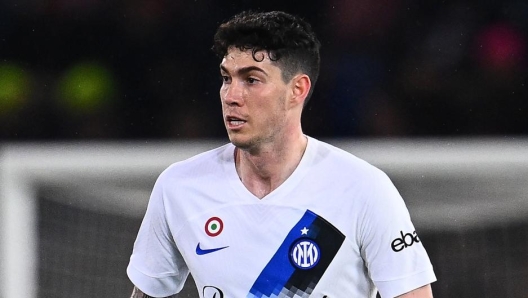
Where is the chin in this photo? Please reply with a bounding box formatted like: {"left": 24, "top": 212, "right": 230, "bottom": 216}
{"left": 228, "top": 134, "right": 254, "bottom": 150}
{"left": 229, "top": 138, "right": 251, "bottom": 150}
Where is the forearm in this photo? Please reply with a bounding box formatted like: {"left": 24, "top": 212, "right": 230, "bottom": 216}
{"left": 130, "top": 286, "right": 177, "bottom": 298}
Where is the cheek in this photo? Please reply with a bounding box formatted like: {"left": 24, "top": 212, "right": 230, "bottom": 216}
{"left": 219, "top": 86, "right": 226, "bottom": 100}
{"left": 219, "top": 89, "right": 230, "bottom": 108}
{"left": 262, "top": 98, "right": 287, "bottom": 124}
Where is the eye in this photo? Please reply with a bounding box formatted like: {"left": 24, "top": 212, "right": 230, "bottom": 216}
{"left": 246, "top": 77, "right": 258, "bottom": 84}
{"left": 220, "top": 75, "right": 231, "bottom": 83}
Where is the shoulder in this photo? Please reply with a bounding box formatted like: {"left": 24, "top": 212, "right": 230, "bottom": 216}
{"left": 308, "top": 137, "right": 400, "bottom": 209}
{"left": 310, "top": 137, "right": 389, "bottom": 182}
{"left": 157, "top": 143, "right": 234, "bottom": 183}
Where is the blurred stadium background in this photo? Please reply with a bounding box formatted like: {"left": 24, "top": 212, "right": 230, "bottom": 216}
{"left": 1, "top": 0, "right": 527, "bottom": 297}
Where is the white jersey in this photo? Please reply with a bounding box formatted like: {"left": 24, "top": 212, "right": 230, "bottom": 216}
{"left": 127, "top": 137, "right": 436, "bottom": 298}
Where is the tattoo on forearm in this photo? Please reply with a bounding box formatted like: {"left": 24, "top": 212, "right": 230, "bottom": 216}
{"left": 130, "top": 287, "right": 145, "bottom": 298}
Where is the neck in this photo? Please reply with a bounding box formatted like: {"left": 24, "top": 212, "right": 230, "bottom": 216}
{"left": 235, "top": 132, "right": 308, "bottom": 199}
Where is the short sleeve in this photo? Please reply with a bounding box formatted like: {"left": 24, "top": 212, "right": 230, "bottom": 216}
{"left": 359, "top": 170, "right": 436, "bottom": 298}
{"left": 127, "top": 174, "right": 189, "bottom": 297}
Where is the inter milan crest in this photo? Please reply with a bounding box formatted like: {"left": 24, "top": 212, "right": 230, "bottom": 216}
{"left": 290, "top": 238, "right": 320, "bottom": 269}
{"left": 205, "top": 217, "right": 224, "bottom": 237}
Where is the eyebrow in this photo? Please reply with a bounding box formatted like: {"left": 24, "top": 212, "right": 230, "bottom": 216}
{"left": 220, "top": 65, "right": 268, "bottom": 77}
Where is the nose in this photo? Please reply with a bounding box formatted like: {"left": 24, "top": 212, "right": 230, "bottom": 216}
{"left": 221, "top": 81, "right": 243, "bottom": 106}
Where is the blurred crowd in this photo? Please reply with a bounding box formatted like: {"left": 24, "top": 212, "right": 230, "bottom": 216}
{"left": 1, "top": 0, "right": 527, "bottom": 140}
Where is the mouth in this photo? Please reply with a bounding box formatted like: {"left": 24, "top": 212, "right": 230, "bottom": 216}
{"left": 226, "top": 116, "right": 247, "bottom": 129}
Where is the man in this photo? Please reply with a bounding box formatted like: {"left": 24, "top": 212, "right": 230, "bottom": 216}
{"left": 127, "top": 11, "right": 436, "bottom": 298}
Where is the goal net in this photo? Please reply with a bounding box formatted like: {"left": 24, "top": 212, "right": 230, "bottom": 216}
{"left": 1, "top": 138, "right": 527, "bottom": 297}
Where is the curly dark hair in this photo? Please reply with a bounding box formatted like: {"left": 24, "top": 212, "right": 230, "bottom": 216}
{"left": 213, "top": 11, "right": 321, "bottom": 103}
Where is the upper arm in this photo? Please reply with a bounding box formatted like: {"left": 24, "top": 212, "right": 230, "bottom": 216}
{"left": 127, "top": 174, "right": 189, "bottom": 296}
{"left": 358, "top": 171, "right": 436, "bottom": 296}
{"left": 395, "top": 284, "right": 433, "bottom": 298}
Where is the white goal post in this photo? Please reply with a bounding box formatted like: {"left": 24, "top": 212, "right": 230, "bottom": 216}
{"left": 1, "top": 138, "right": 528, "bottom": 297}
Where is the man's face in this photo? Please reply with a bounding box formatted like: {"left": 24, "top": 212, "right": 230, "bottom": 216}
{"left": 220, "top": 48, "right": 293, "bottom": 151}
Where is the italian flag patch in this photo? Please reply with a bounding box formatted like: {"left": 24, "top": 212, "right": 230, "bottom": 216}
{"left": 205, "top": 217, "right": 223, "bottom": 237}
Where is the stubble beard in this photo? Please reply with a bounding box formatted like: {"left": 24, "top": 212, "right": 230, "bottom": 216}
{"left": 229, "top": 131, "right": 271, "bottom": 154}
{"left": 228, "top": 108, "right": 287, "bottom": 155}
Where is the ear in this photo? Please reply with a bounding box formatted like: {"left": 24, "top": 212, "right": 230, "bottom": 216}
{"left": 289, "top": 74, "right": 311, "bottom": 108}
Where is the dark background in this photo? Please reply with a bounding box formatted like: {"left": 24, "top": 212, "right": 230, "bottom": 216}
{"left": 1, "top": 0, "right": 527, "bottom": 141}
{"left": 2, "top": 1, "right": 528, "bottom": 297}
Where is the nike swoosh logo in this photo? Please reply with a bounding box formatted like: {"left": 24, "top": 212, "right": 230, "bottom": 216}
{"left": 196, "top": 243, "right": 229, "bottom": 255}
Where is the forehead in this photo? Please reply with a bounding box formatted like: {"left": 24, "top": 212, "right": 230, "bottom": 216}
{"left": 220, "top": 47, "right": 276, "bottom": 72}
